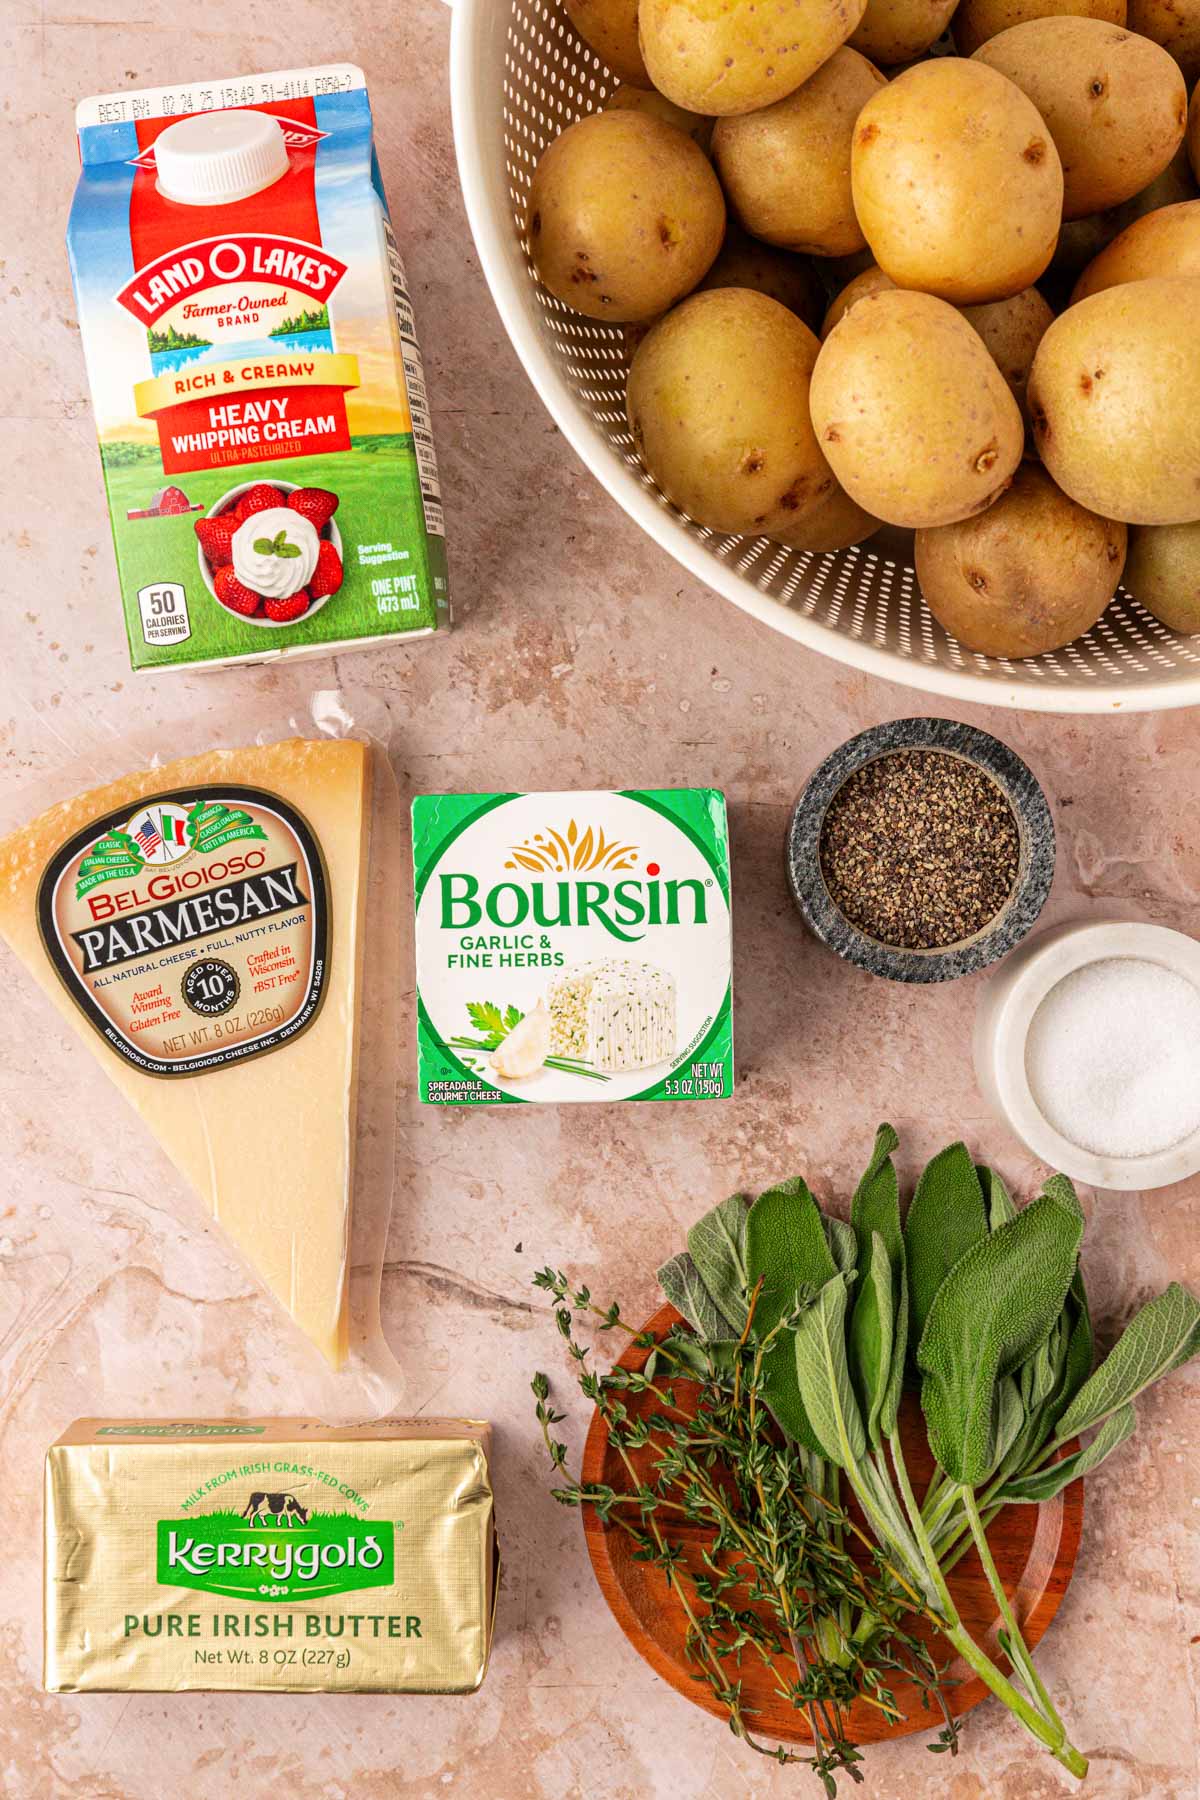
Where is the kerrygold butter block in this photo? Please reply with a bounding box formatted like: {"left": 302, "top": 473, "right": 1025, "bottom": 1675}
{"left": 44, "top": 1419, "right": 498, "bottom": 1694}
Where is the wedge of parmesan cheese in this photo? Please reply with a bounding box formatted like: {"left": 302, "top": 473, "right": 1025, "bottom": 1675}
{"left": 0, "top": 740, "right": 370, "bottom": 1366}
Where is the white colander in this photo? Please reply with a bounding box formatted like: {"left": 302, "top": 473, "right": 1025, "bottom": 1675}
{"left": 446, "top": 0, "right": 1200, "bottom": 712}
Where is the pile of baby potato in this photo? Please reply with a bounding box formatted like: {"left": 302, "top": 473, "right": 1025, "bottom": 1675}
{"left": 527, "top": 0, "right": 1200, "bottom": 658}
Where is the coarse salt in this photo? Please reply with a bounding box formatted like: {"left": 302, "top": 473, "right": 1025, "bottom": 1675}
{"left": 1025, "top": 956, "right": 1200, "bottom": 1159}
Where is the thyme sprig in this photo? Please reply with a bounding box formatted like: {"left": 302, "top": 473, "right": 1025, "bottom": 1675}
{"left": 531, "top": 1267, "right": 957, "bottom": 1793}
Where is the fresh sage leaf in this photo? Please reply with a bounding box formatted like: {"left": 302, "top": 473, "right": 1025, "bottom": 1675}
{"left": 999, "top": 1403, "right": 1137, "bottom": 1503}
{"left": 918, "top": 1185, "right": 1084, "bottom": 1485}
{"left": 664, "top": 1330, "right": 738, "bottom": 1380}
{"left": 657, "top": 1251, "right": 733, "bottom": 1344}
{"left": 1042, "top": 1270, "right": 1094, "bottom": 1437}
{"left": 992, "top": 1374, "right": 1026, "bottom": 1470}
{"left": 1055, "top": 1283, "right": 1200, "bottom": 1442}
{"left": 745, "top": 1178, "right": 836, "bottom": 1455}
{"left": 904, "top": 1143, "right": 988, "bottom": 1355}
{"left": 848, "top": 1126, "right": 908, "bottom": 1444}
{"left": 793, "top": 1274, "right": 867, "bottom": 1471}
{"left": 1020, "top": 1317, "right": 1063, "bottom": 1415}
{"left": 823, "top": 1214, "right": 858, "bottom": 1277}
{"left": 852, "top": 1123, "right": 903, "bottom": 1264}
{"left": 880, "top": 1258, "right": 908, "bottom": 1439}
{"left": 1041, "top": 1171, "right": 1084, "bottom": 1223}
{"left": 850, "top": 1228, "right": 896, "bottom": 1449}
{"left": 977, "top": 1164, "right": 1018, "bottom": 1232}
{"left": 686, "top": 1193, "right": 751, "bottom": 1332}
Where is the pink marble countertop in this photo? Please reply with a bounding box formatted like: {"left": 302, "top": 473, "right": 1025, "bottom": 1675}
{"left": 3, "top": 5, "right": 1199, "bottom": 1795}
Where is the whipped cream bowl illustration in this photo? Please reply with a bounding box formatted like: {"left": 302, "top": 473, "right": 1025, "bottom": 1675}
{"left": 196, "top": 478, "right": 344, "bottom": 629}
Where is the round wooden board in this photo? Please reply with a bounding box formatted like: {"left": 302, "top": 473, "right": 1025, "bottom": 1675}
{"left": 581, "top": 1303, "right": 1083, "bottom": 1744}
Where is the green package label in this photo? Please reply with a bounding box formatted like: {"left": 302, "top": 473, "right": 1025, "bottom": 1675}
{"left": 411, "top": 788, "right": 734, "bottom": 1106}
{"left": 157, "top": 1510, "right": 396, "bottom": 1603}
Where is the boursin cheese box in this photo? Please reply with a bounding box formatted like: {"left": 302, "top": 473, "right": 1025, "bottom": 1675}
{"left": 45, "top": 1419, "right": 497, "bottom": 1693}
{"left": 67, "top": 65, "right": 448, "bottom": 672}
{"left": 412, "top": 788, "right": 734, "bottom": 1105}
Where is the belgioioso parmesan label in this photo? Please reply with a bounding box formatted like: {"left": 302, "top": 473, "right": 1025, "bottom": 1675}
{"left": 36, "top": 785, "right": 328, "bottom": 1077}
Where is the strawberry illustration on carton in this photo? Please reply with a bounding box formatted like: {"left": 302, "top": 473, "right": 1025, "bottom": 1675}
{"left": 68, "top": 65, "right": 448, "bottom": 672}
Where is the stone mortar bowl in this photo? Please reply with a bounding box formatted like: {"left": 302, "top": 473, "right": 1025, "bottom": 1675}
{"left": 786, "top": 717, "right": 1055, "bottom": 985}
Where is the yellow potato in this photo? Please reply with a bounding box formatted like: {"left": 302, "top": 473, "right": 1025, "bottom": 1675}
{"left": 563, "top": 0, "right": 648, "bottom": 84}
{"left": 1027, "top": 277, "right": 1200, "bottom": 522}
{"left": 771, "top": 481, "right": 884, "bottom": 552}
{"left": 850, "top": 61, "right": 1064, "bottom": 302}
{"left": 527, "top": 112, "right": 725, "bottom": 322}
{"left": 1124, "top": 521, "right": 1200, "bottom": 630}
{"left": 627, "top": 288, "right": 836, "bottom": 534}
{"left": 953, "top": 0, "right": 1125, "bottom": 57}
{"left": 960, "top": 287, "right": 1056, "bottom": 425}
{"left": 1127, "top": 0, "right": 1200, "bottom": 86}
{"left": 605, "top": 83, "right": 714, "bottom": 150}
{"left": 712, "top": 49, "right": 887, "bottom": 256}
{"left": 639, "top": 0, "right": 869, "bottom": 117}
{"left": 699, "top": 224, "right": 826, "bottom": 331}
{"left": 1190, "top": 84, "right": 1200, "bottom": 187}
{"left": 1071, "top": 200, "right": 1200, "bottom": 300}
{"left": 851, "top": 0, "right": 961, "bottom": 64}
{"left": 810, "top": 289, "right": 1025, "bottom": 526}
{"left": 915, "top": 464, "right": 1126, "bottom": 656}
{"left": 974, "top": 20, "right": 1188, "bottom": 219}
{"left": 821, "top": 265, "right": 897, "bottom": 337}
{"left": 1049, "top": 142, "right": 1198, "bottom": 278}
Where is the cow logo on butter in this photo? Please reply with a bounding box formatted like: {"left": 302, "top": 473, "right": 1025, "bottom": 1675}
{"left": 157, "top": 1487, "right": 396, "bottom": 1602}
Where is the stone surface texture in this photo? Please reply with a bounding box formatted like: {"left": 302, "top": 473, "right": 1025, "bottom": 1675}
{"left": 2, "top": 4, "right": 1199, "bottom": 1797}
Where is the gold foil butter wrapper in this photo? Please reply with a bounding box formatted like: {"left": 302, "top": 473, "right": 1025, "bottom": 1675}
{"left": 44, "top": 1418, "right": 498, "bottom": 1694}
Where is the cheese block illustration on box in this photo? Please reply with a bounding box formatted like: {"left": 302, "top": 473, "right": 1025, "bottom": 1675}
{"left": 0, "top": 740, "right": 369, "bottom": 1364}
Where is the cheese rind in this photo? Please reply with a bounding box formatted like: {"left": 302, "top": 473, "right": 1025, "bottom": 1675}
{"left": 0, "top": 740, "right": 370, "bottom": 1365}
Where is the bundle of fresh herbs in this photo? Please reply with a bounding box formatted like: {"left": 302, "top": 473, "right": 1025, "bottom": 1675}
{"left": 532, "top": 1125, "right": 1200, "bottom": 1788}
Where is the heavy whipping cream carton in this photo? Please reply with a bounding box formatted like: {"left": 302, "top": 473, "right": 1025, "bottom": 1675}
{"left": 67, "top": 65, "right": 448, "bottom": 671}
{"left": 412, "top": 788, "right": 734, "bottom": 1105}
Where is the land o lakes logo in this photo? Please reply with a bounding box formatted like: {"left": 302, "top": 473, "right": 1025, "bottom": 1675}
{"left": 157, "top": 1487, "right": 396, "bottom": 1602}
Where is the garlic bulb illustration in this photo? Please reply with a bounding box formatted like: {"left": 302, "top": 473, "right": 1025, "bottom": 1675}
{"left": 490, "top": 1001, "right": 552, "bottom": 1079}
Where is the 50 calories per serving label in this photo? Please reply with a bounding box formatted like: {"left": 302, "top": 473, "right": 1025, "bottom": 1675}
{"left": 36, "top": 785, "right": 328, "bottom": 1077}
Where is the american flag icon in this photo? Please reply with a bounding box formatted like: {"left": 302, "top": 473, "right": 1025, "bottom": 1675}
{"left": 134, "top": 815, "right": 164, "bottom": 857}
{"left": 130, "top": 806, "right": 188, "bottom": 860}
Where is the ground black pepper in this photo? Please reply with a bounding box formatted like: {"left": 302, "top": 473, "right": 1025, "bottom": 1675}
{"left": 818, "top": 750, "right": 1020, "bottom": 951}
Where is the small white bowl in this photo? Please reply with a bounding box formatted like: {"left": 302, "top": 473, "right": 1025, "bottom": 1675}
{"left": 974, "top": 919, "right": 1200, "bottom": 1189}
{"left": 197, "top": 478, "right": 341, "bottom": 629}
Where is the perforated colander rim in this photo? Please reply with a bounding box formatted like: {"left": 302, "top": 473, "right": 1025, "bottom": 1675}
{"left": 448, "top": 0, "right": 1200, "bottom": 714}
